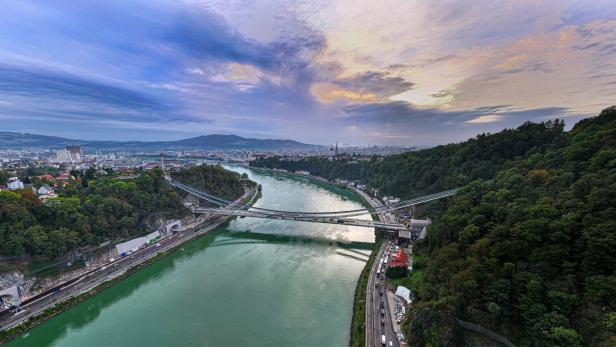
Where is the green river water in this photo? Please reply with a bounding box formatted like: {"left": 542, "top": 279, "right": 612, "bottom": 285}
{"left": 6, "top": 167, "right": 375, "bottom": 347}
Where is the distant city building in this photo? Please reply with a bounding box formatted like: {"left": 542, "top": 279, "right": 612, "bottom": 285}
{"left": 7, "top": 177, "right": 24, "bottom": 190}
{"left": 66, "top": 146, "right": 82, "bottom": 161}
{"left": 55, "top": 146, "right": 82, "bottom": 163}
{"left": 55, "top": 149, "right": 72, "bottom": 163}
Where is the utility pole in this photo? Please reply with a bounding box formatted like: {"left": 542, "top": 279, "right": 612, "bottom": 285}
{"left": 160, "top": 152, "right": 166, "bottom": 178}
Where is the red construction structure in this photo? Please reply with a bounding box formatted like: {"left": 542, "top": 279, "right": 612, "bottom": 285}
{"left": 389, "top": 248, "right": 408, "bottom": 268}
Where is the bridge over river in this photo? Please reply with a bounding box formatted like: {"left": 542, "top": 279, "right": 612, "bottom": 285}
{"left": 168, "top": 177, "right": 458, "bottom": 232}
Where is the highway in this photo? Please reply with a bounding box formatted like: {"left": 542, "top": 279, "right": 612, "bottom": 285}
{"left": 0, "top": 188, "right": 257, "bottom": 334}
{"left": 354, "top": 188, "right": 400, "bottom": 347}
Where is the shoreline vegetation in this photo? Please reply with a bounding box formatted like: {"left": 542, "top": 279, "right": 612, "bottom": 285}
{"left": 245, "top": 166, "right": 378, "bottom": 347}
{"left": 350, "top": 236, "right": 382, "bottom": 347}
{"left": 0, "top": 217, "right": 240, "bottom": 344}
{"left": 250, "top": 106, "right": 616, "bottom": 346}
{"left": 0, "top": 168, "right": 260, "bottom": 344}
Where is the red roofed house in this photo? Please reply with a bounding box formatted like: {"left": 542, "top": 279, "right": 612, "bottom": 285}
{"left": 57, "top": 172, "right": 74, "bottom": 181}
{"left": 389, "top": 248, "right": 408, "bottom": 269}
{"left": 36, "top": 174, "right": 57, "bottom": 182}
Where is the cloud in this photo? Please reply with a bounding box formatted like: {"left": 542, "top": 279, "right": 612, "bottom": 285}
{"left": 341, "top": 100, "right": 574, "bottom": 145}
{"left": 466, "top": 114, "right": 503, "bottom": 123}
{"left": 312, "top": 71, "right": 414, "bottom": 103}
{"left": 334, "top": 71, "right": 414, "bottom": 98}
{"left": 0, "top": 66, "right": 165, "bottom": 112}
{"left": 311, "top": 83, "right": 377, "bottom": 103}
{"left": 0, "top": 0, "right": 613, "bottom": 145}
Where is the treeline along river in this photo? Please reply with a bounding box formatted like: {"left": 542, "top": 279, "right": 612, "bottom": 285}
{"left": 6, "top": 166, "right": 375, "bottom": 347}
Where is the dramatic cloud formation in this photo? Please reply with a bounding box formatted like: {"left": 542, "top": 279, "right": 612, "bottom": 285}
{"left": 0, "top": 0, "right": 614, "bottom": 145}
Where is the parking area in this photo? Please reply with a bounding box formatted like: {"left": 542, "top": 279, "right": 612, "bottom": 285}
{"left": 387, "top": 290, "right": 407, "bottom": 344}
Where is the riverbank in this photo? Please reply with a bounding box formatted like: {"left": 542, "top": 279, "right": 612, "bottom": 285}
{"left": 348, "top": 186, "right": 385, "bottom": 347}
{"left": 245, "top": 165, "right": 381, "bottom": 346}
{"left": 350, "top": 236, "right": 382, "bottom": 347}
{"left": 245, "top": 165, "right": 367, "bottom": 206}
{"left": 0, "top": 187, "right": 260, "bottom": 344}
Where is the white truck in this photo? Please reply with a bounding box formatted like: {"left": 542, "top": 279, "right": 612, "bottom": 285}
{"left": 381, "top": 335, "right": 387, "bottom": 345}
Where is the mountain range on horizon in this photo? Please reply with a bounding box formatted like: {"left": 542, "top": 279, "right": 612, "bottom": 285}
{"left": 0, "top": 132, "right": 322, "bottom": 151}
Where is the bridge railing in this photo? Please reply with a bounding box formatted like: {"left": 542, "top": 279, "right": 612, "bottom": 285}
{"left": 170, "top": 178, "right": 459, "bottom": 219}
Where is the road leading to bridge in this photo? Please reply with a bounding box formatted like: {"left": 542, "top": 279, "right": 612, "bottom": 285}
{"left": 353, "top": 187, "right": 400, "bottom": 347}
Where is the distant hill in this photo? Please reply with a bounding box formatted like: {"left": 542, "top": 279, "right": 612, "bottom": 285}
{"left": 0, "top": 132, "right": 320, "bottom": 151}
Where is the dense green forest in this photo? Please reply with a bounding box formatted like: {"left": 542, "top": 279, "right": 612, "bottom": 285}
{"left": 251, "top": 119, "right": 566, "bottom": 199}
{"left": 0, "top": 169, "right": 181, "bottom": 260}
{"left": 252, "top": 106, "right": 616, "bottom": 346}
{"left": 0, "top": 165, "right": 250, "bottom": 261}
{"left": 170, "top": 164, "right": 255, "bottom": 201}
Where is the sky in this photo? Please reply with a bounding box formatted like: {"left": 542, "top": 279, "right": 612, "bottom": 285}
{"left": 0, "top": 0, "right": 615, "bottom": 146}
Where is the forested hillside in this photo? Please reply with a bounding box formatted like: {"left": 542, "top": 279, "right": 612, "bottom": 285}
{"left": 0, "top": 165, "right": 250, "bottom": 262}
{"left": 251, "top": 119, "right": 566, "bottom": 199}
{"left": 170, "top": 164, "right": 255, "bottom": 201}
{"left": 252, "top": 106, "right": 616, "bottom": 346}
{"left": 0, "top": 169, "right": 182, "bottom": 260}
{"left": 409, "top": 107, "right": 616, "bottom": 346}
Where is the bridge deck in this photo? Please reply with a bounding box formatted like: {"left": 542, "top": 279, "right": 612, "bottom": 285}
{"left": 169, "top": 177, "right": 458, "bottom": 232}
{"left": 192, "top": 208, "right": 409, "bottom": 231}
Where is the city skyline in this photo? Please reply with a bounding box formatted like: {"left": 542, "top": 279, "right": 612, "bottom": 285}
{"left": 1, "top": 1, "right": 615, "bottom": 146}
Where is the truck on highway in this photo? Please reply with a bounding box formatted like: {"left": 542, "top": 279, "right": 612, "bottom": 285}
{"left": 381, "top": 335, "right": 387, "bottom": 345}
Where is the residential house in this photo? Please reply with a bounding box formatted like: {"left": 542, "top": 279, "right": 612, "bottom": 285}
{"left": 7, "top": 177, "right": 24, "bottom": 190}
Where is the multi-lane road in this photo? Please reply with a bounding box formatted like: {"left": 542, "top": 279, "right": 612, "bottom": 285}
{"left": 354, "top": 188, "right": 400, "bottom": 347}
{"left": 0, "top": 188, "right": 257, "bottom": 334}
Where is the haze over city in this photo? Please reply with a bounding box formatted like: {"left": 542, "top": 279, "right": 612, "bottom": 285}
{"left": 1, "top": 0, "right": 615, "bottom": 146}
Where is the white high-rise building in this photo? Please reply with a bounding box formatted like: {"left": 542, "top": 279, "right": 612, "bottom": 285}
{"left": 55, "top": 149, "right": 72, "bottom": 163}
{"left": 55, "top": 146, "right": 82, "bottom": 163}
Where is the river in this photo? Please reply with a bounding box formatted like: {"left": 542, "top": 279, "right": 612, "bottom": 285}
{"left": 6, "top": 167, "right": 375, "bottom": 347}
